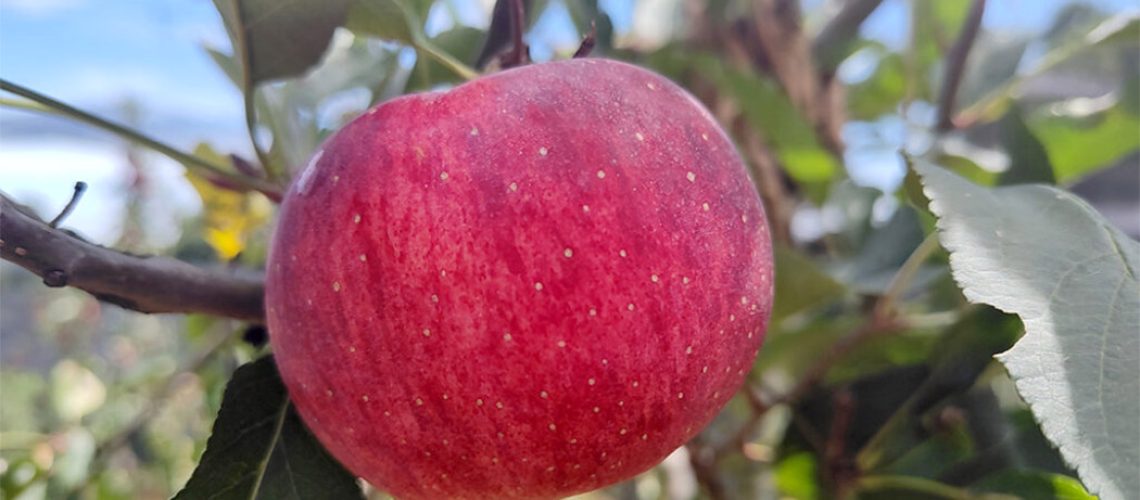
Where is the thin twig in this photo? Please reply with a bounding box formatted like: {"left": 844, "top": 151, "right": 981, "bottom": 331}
{"left": 812, "top": 0, "right": 885, "bottom": 71}
{"left": 0, "top": 194, "right": 265, "bottom": 322}
{"left": 935, "top": 0, "right": 987, "bottom": 131}
{"left": 573, "top": 21, "right": 597, "bottom": 58}
{"left": 503, "top": 0, "right": 527, "bottom": 68}
{"left": 48, "top": 182, "right": 87, "bottom": 228}
{"left": 0, "top": 80, "right": 282, "bottom": 199}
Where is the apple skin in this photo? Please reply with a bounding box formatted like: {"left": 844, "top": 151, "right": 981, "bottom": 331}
{"left": 265, "top": 58, "right": 773, "bottom": 499}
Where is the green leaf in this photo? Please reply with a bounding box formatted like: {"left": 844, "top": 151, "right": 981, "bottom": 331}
{"left": 974, "top": 470, "right": 1095, "bottom": 500}
{"left": 174, "top": 357, "right": 363, "bottom": 500}
{"left": 774, "top": 452, "right": 820, "bottom": 500}
{"left": 917, "top": 162, "right": 1140, "bottom": 500}
{"left": 406, "top": 26, "right": 484, "bottom": 91}
{"left": 345, "top": 0, "right": 418, "bottom": 45}
{"left": 771, "top": 245, "right": 846, "bottom": 323}
{"left": 997, "top": 108, "right": 1055, "bottom": 185}
{"left": 721, "top": 69, "right": 840, "bottom": 185}
{"left": 847, "top": 45, "right": 906, "bottom": 120}
{"left": 1031, "top": 104, "right": 1140, "bottom": 184}
{"left": 213, "top": 0, "right": 351, "bottom": 84}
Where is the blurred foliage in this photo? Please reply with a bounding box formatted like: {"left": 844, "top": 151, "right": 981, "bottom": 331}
{"left": 2, "top": 0, "right": 1137, "bottom": 499}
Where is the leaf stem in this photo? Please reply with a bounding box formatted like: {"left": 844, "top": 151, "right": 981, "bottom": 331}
{"left": 857, "top": 475, "right": 1016, "bottom": 500}
{"left": 225, "top": 0, "right": 281, "bottom": 182}
{"left": 0, "top": 79, "right": 282, "bottom": 198}
{"left": 875, "top": 233, "right": 942, "bottom": 317}
{"left": 414, "top": 35, "right": 480, "bottom": 80}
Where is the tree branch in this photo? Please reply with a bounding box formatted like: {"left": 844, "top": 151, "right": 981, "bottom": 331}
{"left": 812, "top": 0, "right": 885, "bottom": 72}
{"left": 0, "top": 193, "right": 265, "bottom": 323}
{"left": 935, "top": 0, "right": 987, "bottom": 131}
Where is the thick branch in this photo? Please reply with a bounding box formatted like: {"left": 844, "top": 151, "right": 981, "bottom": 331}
{"left": 935, "top": 0, "right": 987, "bottom": 131}
{"left": 0, "top": 193, "right": 265, "bottom": 323}
{"left": 812, "top": 0, "right": 885, "bottom": 72}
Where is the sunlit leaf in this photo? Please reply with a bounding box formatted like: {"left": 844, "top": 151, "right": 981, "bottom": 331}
{"left": 774, "top": 452, "right": 820, "bottom": 500}
{"left": 918, "top": 162, "right": 1140, "bottom": 499}
{"left": 50, "top": 360, "right": 105, "bottom": 423}
{"left": 974, "top": 470, "right": 1095, "bottom": 500}
{"left": 174, "top": 357, "right": 363, "bottom": 500}
{"left": 1030, "top": 103, "right": 1140, "bottom": 184}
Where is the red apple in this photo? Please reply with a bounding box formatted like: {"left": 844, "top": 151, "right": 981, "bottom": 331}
{"left": 266, "top": 58, "right": 773, "bottom": 499}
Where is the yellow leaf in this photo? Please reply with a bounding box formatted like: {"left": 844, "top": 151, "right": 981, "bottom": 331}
{"left": 186, "top": 143, "right": 272, "bottom": 261}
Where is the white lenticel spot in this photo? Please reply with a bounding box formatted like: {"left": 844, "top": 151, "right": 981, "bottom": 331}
{"left": 539, "top": 147, "right": 548, "bottom": 156}
{"left": 647, "top": 82, "right": 657, "bottom": 90}
{"left": 440, "top": 171, "right": 449, "bottom": 181}
{"left": 593, "top": 407, "right": 600, "bottom": 413}
{"left": 589, "top": 308, "right": 597, "bottom": 317}
{"left": 548, "top": 423, "right": 557, "bottom": 431}
{"left": 678, "top": 392, "right": 685, "bottom": 399}
{"left": 416, "top": 398, "right": 424, "bottom": 405}
{"left": 685, "top": 345, "right": 693, "bottom": 355}
{"left": 443, "top": 394, "right": 450, "bottom": 400}
{"left": 503, "top": 333, "right": 512, "bottom": 341}
{"left": 359, "top": 254, "right": 367, "bottom": 262}
{"left": 730, "top": 314, "right": 736, "bottom": 322}
{"left": 582, "top": 204, "right": 591, "bottom": 213}
{"left": 597, "top": 170, "right": 606, "bottom": 179}
{"left": 635, "top": 132, "right": 644, "bottom": 141}
{"left": 741, "top": 296, "right": 748, "bottom": 305}
{"left": 687, "top": 171, "right": 696, "bottom": 182}
{"left": 540, "top": 390, "right": 549, "bottom": 399}
{"left": 326, "top": 389, "right": 333, "bottom": 397}
{"left": 422, "top": 328, "right": 432, "bottom": 337}
{"left": 353, "top": 214, "right": 362, "bottom": 224}
{"left": 619, "top": 249, "right": 627, "bottom": 258}
{"left": 332, "top": 282, "right": 341, "bottom": 292}
{"left": 470, "top": 127, "right": 479, "bottom": 136}
{"left": 564, "top": 248, "right": 573, "bottom": 258}
{"left": 641, "top": 434, "right": 648, "bottom": 440}
{"left": 476, "top": 399, "right": 483, "bottom": 406}
{"left": 627, "top": 303, "right": 635, "bottom": 311}
{"left": 332, "top": 175, "right": 340, "bottom": 184}
{"left": 702, "top": 203, "right": 710, "bottom": 211}
{"left": 620, "top": 428, "right": 627, "bottom": 435}
{"left": 742, "top": 214, "right": 748, "bottom": 223}
{"left": 702, "top": 366, "right": 709, "bottom": 373}
{"left": 496, "top": 401, "right": 504, "bottom": 409}
{"left": 557, "top": 340, "right": 567, "bottom": 348}
{"left": 509, "top": 182, "right": 518, "bottom": 192}
{"left": 683, "top": 276, "right": 691, "bottom": 284}
{"left": 535, "top": 282, "right": 544, "bottom": 291}
{"left": 632, "top": 381, "right": 639, "bottom": 388}
{"left": 588, "top": 378, "right": 596, "bottom": 385}
{"left": 701, "top": 133, "right": 709, "bottom": 141}
{"left": 431, "top": 294, "right": 439, "bottom": 303}
{"left": 348, "top": 346, "right": 356, "bottom": 353}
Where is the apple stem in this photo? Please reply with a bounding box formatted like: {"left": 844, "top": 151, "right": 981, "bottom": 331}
{"left": 572, "top": 21, "right": 597, "bottom": 58}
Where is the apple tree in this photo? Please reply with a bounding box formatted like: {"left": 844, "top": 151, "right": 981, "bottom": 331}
{"left": 1, "top": 0, "right": 1136, "bottom": 499}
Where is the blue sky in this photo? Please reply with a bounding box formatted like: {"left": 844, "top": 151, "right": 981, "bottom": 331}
{"left": 0, "top": 0, "right": 1134, "bottom": 245}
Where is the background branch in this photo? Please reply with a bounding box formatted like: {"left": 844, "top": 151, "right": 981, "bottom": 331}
{"left": 935, "top": 0, "right": 987, "bottom": 131}
{"left": 0, "top": 193, "right": 266, "bottom": 323}
{"left": 812, "top": 0, "right": 885, "bottom": 72}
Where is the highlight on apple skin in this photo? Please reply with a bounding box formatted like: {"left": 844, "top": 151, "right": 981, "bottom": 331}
{"left": 265, "top": 58, "right": 774, "bottom": 499}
